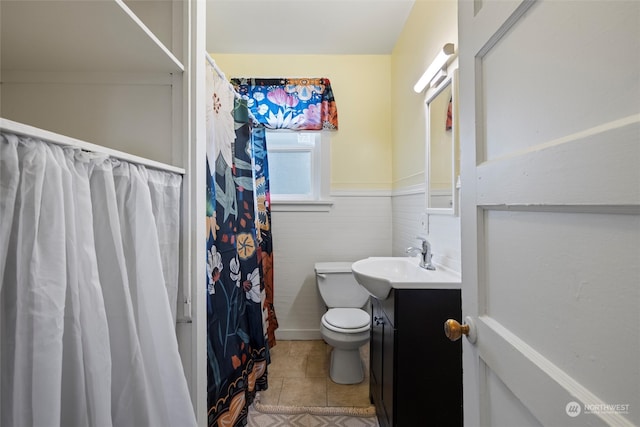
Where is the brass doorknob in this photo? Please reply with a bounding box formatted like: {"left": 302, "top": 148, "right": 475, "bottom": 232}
{"left": 444, "top": 319, "right": 467, "bottom": 341}
{"left": 444, "top": 317, "right": 477, "bottom": 343}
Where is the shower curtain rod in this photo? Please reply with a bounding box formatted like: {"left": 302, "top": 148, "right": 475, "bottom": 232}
{"left": 205, "top": 52, "right": 260, "bottom": 125}
{"left": 206, "top": 52, "right": 240, "bottom": 98}
{"left": 0, "top": 118, "right": 186, "bottom": 175}
{"left": 205, "top": 52, "right": 224, "bottom": 79}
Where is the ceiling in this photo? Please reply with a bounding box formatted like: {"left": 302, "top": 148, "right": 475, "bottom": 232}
{"left": 206, "top": 0, "right": 415, "bottom": 55}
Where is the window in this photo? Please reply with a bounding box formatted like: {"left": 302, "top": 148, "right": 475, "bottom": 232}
{"left": 265, "top": 130, "right": 331, "bottom": 210}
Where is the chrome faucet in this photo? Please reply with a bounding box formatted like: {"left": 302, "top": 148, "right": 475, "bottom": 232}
{"left": 406, "top": 236, "right": 435, "bottom": 270}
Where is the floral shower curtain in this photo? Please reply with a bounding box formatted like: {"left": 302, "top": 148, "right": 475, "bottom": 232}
{"left": 205, "top": 61, "right": 275, "bottom": 427}
{"left": 250, "top": 127, "right": 278, "bottom": 347}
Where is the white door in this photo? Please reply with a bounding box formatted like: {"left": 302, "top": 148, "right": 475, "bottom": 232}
{"left": 457, "top": 0, "right": 640, "bottom": 426}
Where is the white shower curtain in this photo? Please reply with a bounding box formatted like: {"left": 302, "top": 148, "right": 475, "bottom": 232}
{"left": 0, "top": 132, "right": 196, "bottom": 427}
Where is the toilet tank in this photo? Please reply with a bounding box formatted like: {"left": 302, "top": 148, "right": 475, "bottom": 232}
{"left": 315, "top": 262, "right": 371, "bottom": 308}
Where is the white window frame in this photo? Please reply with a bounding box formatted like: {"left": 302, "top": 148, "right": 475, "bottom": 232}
{"left": 266, "top": 130, "right": 333, "bottom": 212}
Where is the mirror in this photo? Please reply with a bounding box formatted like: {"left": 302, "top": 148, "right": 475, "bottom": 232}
{"left": 425, "top": 69, "right": 459, "bottom": 215}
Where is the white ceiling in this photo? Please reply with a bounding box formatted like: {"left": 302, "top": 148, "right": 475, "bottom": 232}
{"left": 206, "top": 0, "right": 415, "bottom": 55}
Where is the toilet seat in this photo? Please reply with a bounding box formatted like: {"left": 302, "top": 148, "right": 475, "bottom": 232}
{"left": 322, "top": 308, "right": 370, "bottom": 334}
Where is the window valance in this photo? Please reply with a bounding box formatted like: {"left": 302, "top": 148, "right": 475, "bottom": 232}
{"left": 231, "top": 78, "right": 339, "bottom": 131}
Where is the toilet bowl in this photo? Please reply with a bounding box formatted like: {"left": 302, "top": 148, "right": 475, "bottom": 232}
{"left": 315, "top": 262, "right": 371, "bottom": 384}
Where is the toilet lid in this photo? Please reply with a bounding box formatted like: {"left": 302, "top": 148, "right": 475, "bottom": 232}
{"left": 323, "top": 308, "right": 370, "bottom": 333}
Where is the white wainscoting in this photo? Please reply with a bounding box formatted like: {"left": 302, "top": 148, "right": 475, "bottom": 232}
{"left": 391, "top": 185, "right": 427, "bottom": 257}
{"left": 392, "top": 186, "right": 461, "bottom": 272}
{"left": 271, "top": 193, "right": 392, "bottom": 341}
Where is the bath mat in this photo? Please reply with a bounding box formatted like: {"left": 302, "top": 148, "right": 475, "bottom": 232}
{"left": 248, "top": 402, "right": 379, "bottom": 427}
{"left": 253, "top": 394, "right": 377, "bottom": 417}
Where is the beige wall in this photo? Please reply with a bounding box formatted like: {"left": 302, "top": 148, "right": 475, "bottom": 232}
{"left": 211, "top": 54, "right": 393, "bottom": 191}
{"left": 390, "top": 0, "right": 458, "bottom": 190}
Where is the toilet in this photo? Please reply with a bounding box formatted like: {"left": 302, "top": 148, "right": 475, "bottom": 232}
{"left": 315, "top": 262, "right": 371, "bottom": 384}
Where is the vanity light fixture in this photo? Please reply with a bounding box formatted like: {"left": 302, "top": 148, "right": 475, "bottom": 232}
{"left": 429, "top": 69, "right": 448, "bottom": 89}
{"left": 413, "top": 43, "right": 455, "bottom": 93}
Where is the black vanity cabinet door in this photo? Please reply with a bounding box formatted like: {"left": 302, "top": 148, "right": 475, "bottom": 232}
{"left": 370, "top": 288, "right": 462, "bottom": 427}
{"left": 370, "top": 296, "right": 394, "bottom": 427}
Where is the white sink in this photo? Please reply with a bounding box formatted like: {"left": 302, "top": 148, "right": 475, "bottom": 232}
{"left": 351, "top": 256, "right": 461, "bottom": 300}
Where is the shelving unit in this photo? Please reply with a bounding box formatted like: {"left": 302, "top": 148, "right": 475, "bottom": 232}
{"left": 1, "top": 1, "right": 207, "bottom": 424}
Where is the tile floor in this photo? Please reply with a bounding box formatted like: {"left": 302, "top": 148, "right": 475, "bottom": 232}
{"left": 259, "top": 340, "right": 372, "bottom": 408}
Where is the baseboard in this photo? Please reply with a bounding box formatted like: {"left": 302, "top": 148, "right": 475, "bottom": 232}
{"left": 275, "top": 329, "right": 322, "bottom": 341}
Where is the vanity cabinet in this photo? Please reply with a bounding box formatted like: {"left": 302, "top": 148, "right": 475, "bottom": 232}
{"left": 369, "top": 288, "right": 462, "bottom": 427}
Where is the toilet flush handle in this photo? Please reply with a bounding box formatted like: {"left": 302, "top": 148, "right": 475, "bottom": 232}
{"left": 317, "top": 273, "right": 326, "bottom": 279}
